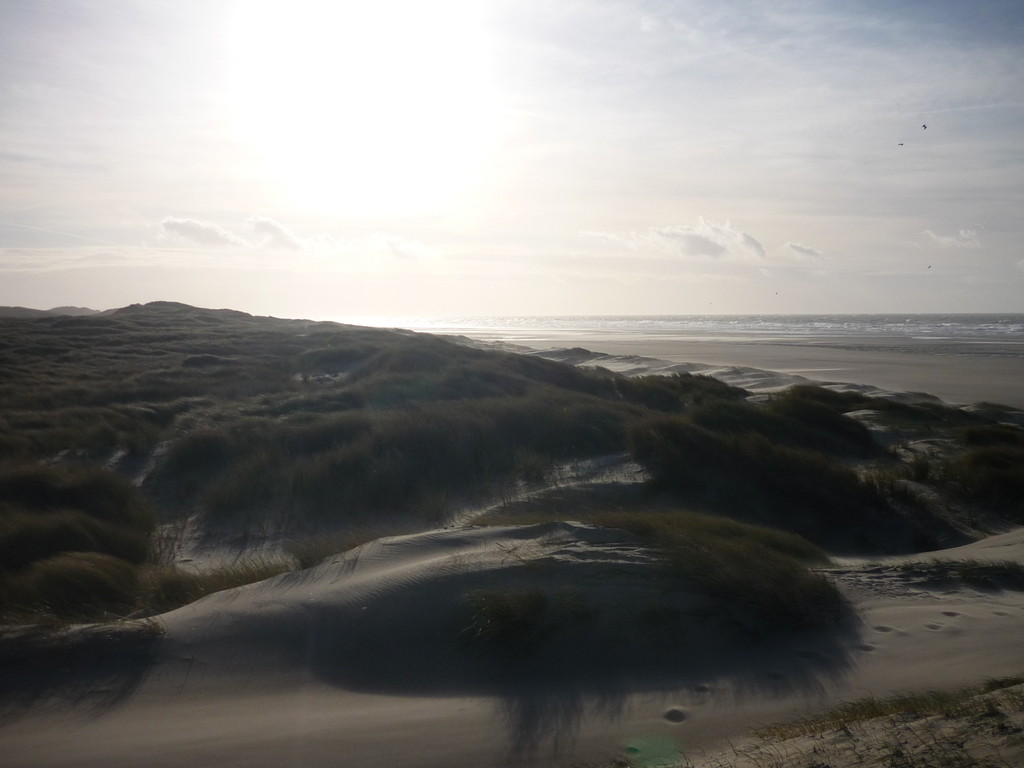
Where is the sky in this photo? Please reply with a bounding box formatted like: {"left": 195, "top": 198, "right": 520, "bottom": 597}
{"left": 1, "top": 0, "right": 1023, "bottom": 319}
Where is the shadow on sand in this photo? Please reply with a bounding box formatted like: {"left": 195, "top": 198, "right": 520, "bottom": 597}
{"left": 0, "top": 622, "right": 161, "bottom": 724}
{"left": 303, "top": 576, "right": 864, "bottom": 764}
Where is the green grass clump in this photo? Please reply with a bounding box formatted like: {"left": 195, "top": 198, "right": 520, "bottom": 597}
{"left": 592, "top": 510, "right": 842, "bottom": 630}
{"left": 478, "top": 499, "right": 843, "bottom": 631}
{"left": 0, "top": 463, "right": 155, "bottom": 529}
{"left": 687, "top": 393, "right": 875, "bottom": 457}
{"left": 3, "top": 551, "right": 140, "bottom": 621}
{"left": 0, "top": 464, "right": 156, "bottom": 620}
{"left": 627, "top": 414, "right": 898, "bottom": 551}
{"left": 178, "top": 394, "right": 642, "bottom": 524}
{"left": 613, "top": 372, "right": 747, "bottom": 411}
{"left": 942, "top": 444, "right": 1024, "bottom": 520}
{"left": 284, "top": 530, "right": 382, "bottom": 569}
{"left": 961, "top": 423, "right": 1024, "bottom": 448}
{"left": 2, "top": 554, "right": 296, "bottom": 622}
{"left": 0, "top": 508, "right": 152, "bottom": 570}
{"left": 484, "top": 505, "right": 845, "bottom": 630}
{"left": 766, "top": 393, "right": 876, "bottom": 455}
{"left": 782, "top": 383, "right": 873, "bottom": 412}
{"left": 141, "top": 557, "right": 294, "bottom": 613}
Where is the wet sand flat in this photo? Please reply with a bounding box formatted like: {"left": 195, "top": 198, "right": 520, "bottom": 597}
{"left": 446, "top": 327, "right": 1024, "bottom": 409}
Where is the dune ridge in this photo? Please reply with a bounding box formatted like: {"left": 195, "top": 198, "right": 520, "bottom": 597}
{"left": 4, "top": 514, "right": 1024, "bottom": 767}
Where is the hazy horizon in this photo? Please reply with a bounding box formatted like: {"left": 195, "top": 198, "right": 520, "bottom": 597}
{"left": 2, "top": 1, "right": 1022, "bottom": 318}
{"left": 8, "top": 301, "right": 1024, "bottom": 327}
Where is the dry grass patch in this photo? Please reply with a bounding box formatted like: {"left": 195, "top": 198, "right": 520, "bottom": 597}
{"left": 592, "top": 510, "right": 843, "bottom": 631}
{"left": 140, "top": 556, "right": 294, "bottom": 613}
{"left": 479, "top": 506, "right": 843, "bottom": 632}
{"left": 284, "top": 529, "right": 385, "bottom": 568}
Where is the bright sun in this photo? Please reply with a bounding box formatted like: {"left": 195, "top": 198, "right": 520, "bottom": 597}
{"left": 226, "top": 0, "right": 500, "bottom": 216}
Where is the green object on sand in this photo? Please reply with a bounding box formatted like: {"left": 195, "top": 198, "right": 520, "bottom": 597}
{"left": 623, "top": 734, "right": 681, "bottom": 767}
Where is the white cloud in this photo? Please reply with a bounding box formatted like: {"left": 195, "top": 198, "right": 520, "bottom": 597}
{"left": 1, "top": 227, "right": 434, "bottom": 276}
{"left": 780, "top": 242, "right": 823, "bottom": 260}
{"left": 639, "top": 15, "right": 662, "bottom": 33}
{"left": 247, "top": 215, "right": 305, "bottom": 250}
{"left": 155, "top": 215, "right": 429, "bottom": 261}
{"left": 160, "top": 217, "right": 248, "bottom": 247}
{"left": 585, "top": 218, "right": 765, "bottom": 263}
{"left": 366, "top": 234, "right": 431, "bottom": 260}
{"left": 923, "top": 229, "right": 981, "bottom": 249}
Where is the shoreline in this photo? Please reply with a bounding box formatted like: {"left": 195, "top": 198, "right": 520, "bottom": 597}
{"left": 437, "top": 328, "right": 1024, "bottom": 409}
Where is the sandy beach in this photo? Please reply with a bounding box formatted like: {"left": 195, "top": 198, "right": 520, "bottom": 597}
{"left": 438, "top": 326, "right": 1024, "bottom": 410}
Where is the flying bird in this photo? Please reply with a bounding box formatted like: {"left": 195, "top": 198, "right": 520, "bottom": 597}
{"left": 898, "top": 143, "right": 904, "bottom": 146}
{"left": 922, "top": 124, "right": 927, "bottom": 130}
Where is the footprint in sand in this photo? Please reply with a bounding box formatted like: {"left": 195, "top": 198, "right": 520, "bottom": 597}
{"left": 942, "top": 611, "right": 961, "bottom": 617}
{"left": 858, "top": 643, "right": 877, "bottom": 652}
{"left": 925, "top": 623, "right": 943, "bottom": 631}
{"left": 663, "top": 708, "right": 687, "bottom": 723}
{"left": 873, "top": 625, "right": 895, "bottom": 633}
{"left": 993, "top": 610, "right": 1010, "bottom": 617}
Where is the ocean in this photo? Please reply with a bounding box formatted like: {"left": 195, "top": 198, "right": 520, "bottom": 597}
{"left": 338, "top": 314, "right": 1024, "bottom": 352}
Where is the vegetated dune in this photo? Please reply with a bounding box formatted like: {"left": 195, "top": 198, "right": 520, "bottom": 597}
{"left": 2, "top": 302, "right": 1024, "bottom": 767}
{"left": 153, "top": 521, "right": 849, "bottom": 696}
{"left": 2, "top": 520, "right": 1024, "bottom": 767}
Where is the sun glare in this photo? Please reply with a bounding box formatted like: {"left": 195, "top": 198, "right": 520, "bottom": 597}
{"left": 226, "top": 0, "right": 500, "bottom": 216}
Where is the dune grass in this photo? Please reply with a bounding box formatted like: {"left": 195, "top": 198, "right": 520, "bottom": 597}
{"left": 284, "top": 529, "right": 384, "bottom": 568}
{"left": 759, "top": 675, "right": 1024, "bottom": 740}
{"left": 687, "top": 393, "right": 876, "bottom": 457}
{"left": 0, "top": 463, "right": 157, "bottom": 621}
{"left": 942, "top": 444, "right": 1024, "bottom": 521}
{"left": 626, "top": 414, "right": 912, "bottom": 552}
{"left": 591, "top": 510, "right": 844, "bottom": 630}
{"left": 140, "top": 556, "right": 295, "bottom": 613}
{"left": 3, "top": 305, "right": 1022, "bottom": 627}
{"left": 479, "top": 506, "right": 843, "bottom": 632}
{"left": 2, "top": 551, "right": 141, "bottom": 622}
{"left": 0, "top": 460, "right": 298, "bottom": 621}
{"left": 2, "top": 555, "right": 298, "bottom": 623}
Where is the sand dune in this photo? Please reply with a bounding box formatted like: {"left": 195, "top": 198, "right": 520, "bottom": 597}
{"left": 3, "top": 515, "right": 1024, "bottom": 767}
{"left": 3, "top": 335, "right": 1023, "bottom": 767}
